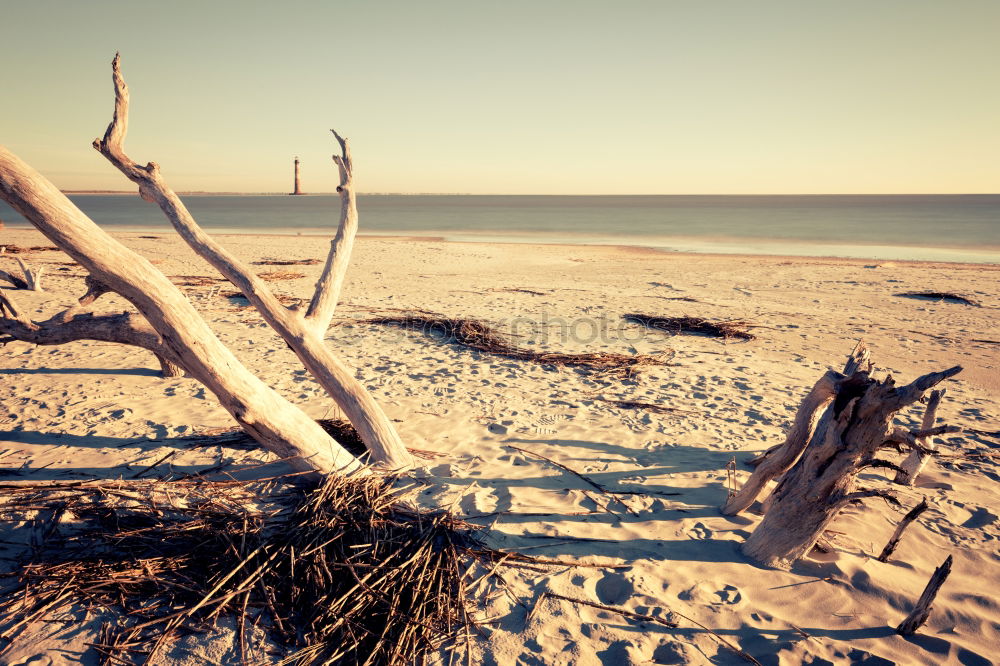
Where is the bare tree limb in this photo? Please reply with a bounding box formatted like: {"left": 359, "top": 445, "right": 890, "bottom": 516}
{"left": 878, "top": 498, "right": 930, "bottom": 562}
{"left": 895, "top": 390, "right": 946, "bottom": 485}
{"left": 90, "top": 55, "right": 410, "bottom": 469}
{"left": 305, "top": 129, "right": 357, "bottom": 332}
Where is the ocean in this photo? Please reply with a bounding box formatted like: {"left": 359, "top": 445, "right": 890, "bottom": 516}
{"left": 2, "top": 194, "right": 998, "bottom": 264}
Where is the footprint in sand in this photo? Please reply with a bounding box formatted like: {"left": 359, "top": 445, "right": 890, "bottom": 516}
{"left": 687, "top": 522, "right": 712, "bottom": 540}
{"left": 714, "top": 584, "right": 742, "bottom": 605}
{"left": 595, "top": 572, "right": 635, "bottom": 605}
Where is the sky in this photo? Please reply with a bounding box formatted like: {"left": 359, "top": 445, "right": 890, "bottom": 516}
{"left": 1, "top": 0, "right": 998, "bottom": 194}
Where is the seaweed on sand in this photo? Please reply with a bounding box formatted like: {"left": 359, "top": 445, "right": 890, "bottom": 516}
{"left": 623, "top": 314, "right": 756, "bottom": 340}
{"left": 362, "top": 313, "right": 670, "bottom": 377}
{"left": 897, "top": 291, "right": 981, "bottom": 307}
{"left": 253, "top": 258, "right": 321, "bottom": 266}
{"left": 0, "top": 475, "right": 485, "bottom": 666}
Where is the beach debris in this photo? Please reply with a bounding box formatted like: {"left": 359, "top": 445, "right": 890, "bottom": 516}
{"left": 597, "top": 398, "right": 698, "bottom": 418}
{"left": 894, "top": 389, "right": 945, "bottom": 485}
{"left": 622, "top": 313, "right": 756, "bottom": 340}
{"left": 724, "top": 342, "right": 871, "bottom": 515}
{"left": 0, "top": 475, "right": 486, "bottom": 665}
{"left": 169, "top": 274, "right": 228, "bottom": 287}
{"left": 0, "top": 54, "right": 411, "bottom": 473}
{"left": 489, "top": 287, "right": 549, "bottom": 295}
{"left": 257, "top": 270, "right": 306, "bottom": 281}
{"left": 897, "top": 291, "right": 981, "bottom": 307}
{"left": 363, "top": 313, "right": 670, "bottom": 377}
{"left": 735, "top": 341, "right": 961, "bottom": 569}
{"left": 0, "top": 257, "right": 44, "bottom": 291}
{"left": 896, "top": 555, "right": 953, "bottom": 635}
{"left": 253, "top": 257, "right": 321, "bottom": 266}
{"left": 0, "top": 244, "right": 30, "bottom": 254}
{"left": 877, "top": 497, "right": 930, "bottom": 563}
{"left": 504, "top": 443, "right": 680, "bottom": 498}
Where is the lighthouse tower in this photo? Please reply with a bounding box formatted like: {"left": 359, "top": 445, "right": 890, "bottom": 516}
{"left": 291, "top": 157, "right": 303, "bottom": 195}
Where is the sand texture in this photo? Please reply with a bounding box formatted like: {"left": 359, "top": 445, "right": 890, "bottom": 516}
{"left": 1, "top": 228, "right": 998, "bottom": 665}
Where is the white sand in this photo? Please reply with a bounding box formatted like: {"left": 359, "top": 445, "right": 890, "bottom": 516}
{"left": 1, "top": 228, "right": 998, "bottom": 665}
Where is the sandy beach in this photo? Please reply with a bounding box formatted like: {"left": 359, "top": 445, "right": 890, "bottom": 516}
{"left": 1, "top": 228, "right": 998, "bottom": 665}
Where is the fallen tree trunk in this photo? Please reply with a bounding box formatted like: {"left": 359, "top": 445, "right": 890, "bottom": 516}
{"left": 740, "top": 347, "right": 960, "bottom": 569}
{"left": 0, "top": 146, "right": 362, "bottom": 477}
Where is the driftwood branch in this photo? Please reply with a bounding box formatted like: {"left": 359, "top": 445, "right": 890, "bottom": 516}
{"left": 895, "top": 390, "right": 945, "bottom": 485}
{"left": 0, "top": 256, "right": 44, "bottom": 290}
{"left": 91, "top": 54, "right": 410, "bottom": 469}
{"left": 305, "top": 129, "right": 357, "bottom": 332}
{"left": 878, "top": 498, "right": 930, "bottom": 562}
{"left": 0, "top": 142, "right": 361, "bottom": 476}
{"left": 896, "top": 555, "right": 953, "bottom": 635}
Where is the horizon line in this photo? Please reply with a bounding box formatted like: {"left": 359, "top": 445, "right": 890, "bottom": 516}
{"left": 59, "top": 190, "right": 1000, "bottom": 197}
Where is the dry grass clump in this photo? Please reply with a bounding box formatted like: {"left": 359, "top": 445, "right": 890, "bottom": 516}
{"left": 0, "top": 475, "right": 484, "bottom": 665}
{"left": 364, "top": 314, "right": 669, "bottom": 377}
{"left": 258, "top": 271, "right": 306, "bottom": 281}
{"left": 897, "top": 291, "right": 981, "bottom": 307}
{"left": 623, "top": 313, "right": 756, "bottom": 340}
{"left": 253, "top": 258, "right": 321, "bottom": 266}
{"left": 169, "top": 274, "right": 227, "bottom": 287}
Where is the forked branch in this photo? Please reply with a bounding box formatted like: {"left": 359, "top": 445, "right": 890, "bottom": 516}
{"left": 91, "top": 54, "right": 410, "bottom": 468}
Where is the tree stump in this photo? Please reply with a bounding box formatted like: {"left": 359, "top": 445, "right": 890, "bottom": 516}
{"left": 740, "top": 346, "right": 960, "bottom": 569}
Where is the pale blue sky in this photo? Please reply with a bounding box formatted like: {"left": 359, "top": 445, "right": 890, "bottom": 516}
{"left": 2, "top": 1, "right": 997, "bottom": 193}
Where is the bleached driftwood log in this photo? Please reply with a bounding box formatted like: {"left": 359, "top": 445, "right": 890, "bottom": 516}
{"left": 894, "top": 389, "right": 944, "bottom": 486}
{"left": 722, "top": 342, "right": 870, "bottom": 515}
{"left": 0, "top": 256, "right": 44, "bottom": 291}
{"left": 740, "top": 350, "right": 961, "bottom": 569}
{"left": 0, "top": 145, "right": 365, "bottom": 476}
{"left": 91, "top": 55, "right": 410, "bottom": 470}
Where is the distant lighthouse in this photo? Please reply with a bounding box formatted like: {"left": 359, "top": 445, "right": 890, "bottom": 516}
{"left": 291, "top": 156, "right": 303, "bottom": 195}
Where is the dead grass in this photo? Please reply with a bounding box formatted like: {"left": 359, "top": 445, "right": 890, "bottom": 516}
{"left": 363, "top": 314, "right": 670, "bottom": 377}
{"left": 253, "top": 258, "right": 321, "bottom": 266}
{"left": 169, "top": 275, "right": 227, "bottom": 287}
{"left": 623, "top": 314, "right": 756, "bottom": 340}
{"left": 258, "top": 271, "right": 306, "bottom": 281}
{"left": 0, "top": 475, "right": 485, "bottom": 665}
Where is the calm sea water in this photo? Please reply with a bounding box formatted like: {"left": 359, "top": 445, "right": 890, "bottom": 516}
{"left": 2, "top": 194, "right": 998, "bottom": 263}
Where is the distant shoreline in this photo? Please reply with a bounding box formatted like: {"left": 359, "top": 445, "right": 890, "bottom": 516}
{"left": 60, "top": 191, "right": 1000, "bottom": 197}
